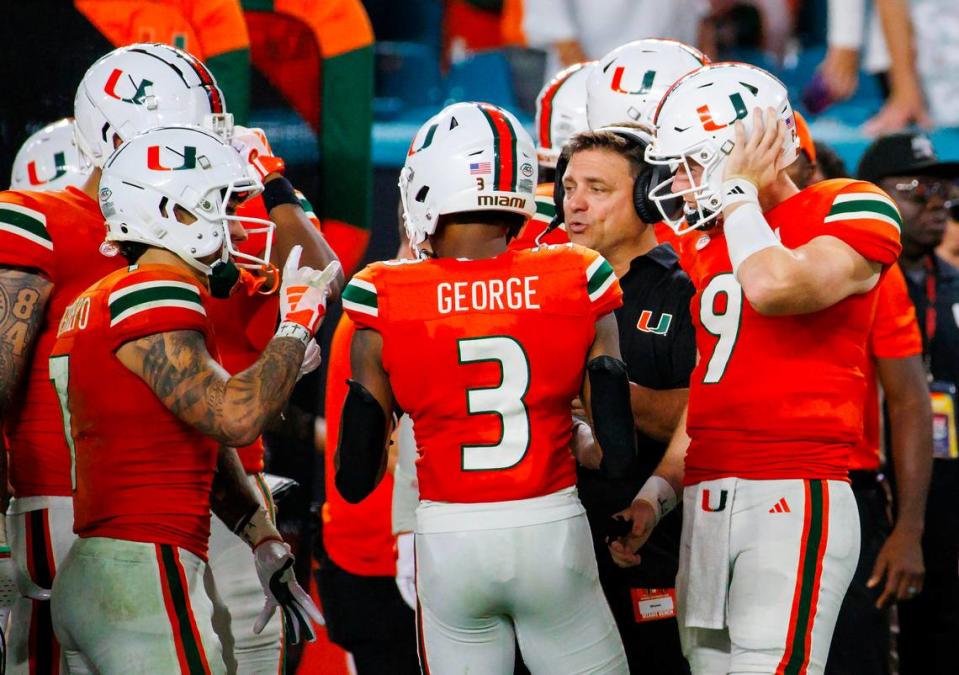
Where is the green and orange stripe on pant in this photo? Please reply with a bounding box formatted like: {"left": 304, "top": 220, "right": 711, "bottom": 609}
{"left": 156, "top": 544, "right": 213, "bottom": 675}
{"left": 25, "top": 509, "right": 59, "bottom": 675}
{"left": 776, "top": 480, "right": 830, "bottom": 675}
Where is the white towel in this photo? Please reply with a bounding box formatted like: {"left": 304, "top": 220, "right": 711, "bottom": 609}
{"left": 681, "top": 478, "right": 736, "bottom": 630}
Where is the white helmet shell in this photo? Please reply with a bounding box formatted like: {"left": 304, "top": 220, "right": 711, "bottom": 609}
{"left": 400, "top": 102, "right": 537, "bottom": 251}
{"left": 646, "top": 62, "right": 799, "bottom": 234}
{"left": 11, "top": 118, "right": 91, "bottom": 191}
{"left": 99, "top": 125, "right": 270, "bottom": 275}
{"left": 535, "top": 62, "right": 594, "bottom": 169}
{"left": 74, "top": 43, "right": 230, "bottom": 169}
{"left": 586, "top": 39, "right": 708, "bottom": 130}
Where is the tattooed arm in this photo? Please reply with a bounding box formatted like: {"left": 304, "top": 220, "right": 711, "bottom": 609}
{"left": 116, "top": 330, "right": 305, "bottom": 448}
{"left": 0, "top": 269, "right": 53, "bottom": 414}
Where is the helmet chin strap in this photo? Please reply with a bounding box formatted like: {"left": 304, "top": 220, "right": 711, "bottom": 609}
{"left": 208, "top": 259, "right": 241, "bottom": 298}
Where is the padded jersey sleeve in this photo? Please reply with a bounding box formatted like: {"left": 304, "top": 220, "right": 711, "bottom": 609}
{"left": 0, "top": 193, "right": 55, "bottom": 278}
{"left": 818, "top": 180, "right": 903, "bottom": 266}
{"left": 106, "top": 267, "right": 211, "bottom": 351}
{"left": 869, "top": 263, "right": 922, "bottom": 359}
{"left": 341, "top": 263, "right": 382, "bottom": 331}
{"left": 578, "top": 245, "right": 623, "bottom": 319}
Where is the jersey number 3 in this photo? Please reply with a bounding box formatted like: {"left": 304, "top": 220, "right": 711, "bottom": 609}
{"left": 700, "top": 274, "right": 743, "bottom": 384}
{"left": 458, "top": 336, "right": 531, "bottom": 471}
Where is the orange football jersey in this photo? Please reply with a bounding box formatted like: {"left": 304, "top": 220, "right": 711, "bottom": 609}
{"left": 509, "top": 183, "right": 569, "bottom": 250}
{"left": 50, "top": 263, "right": 218, "bottom": 559}
{"left": 341, "top": 244, "right": 623, "bottom": 503}
{"left": 208, "top": 192, "right": 321, "bottom": 472}
{"left": 0, "top": 187, "right": 122, "bottom": 498}
{"left": 852, "top": 263, "right": 922, "bottom": 470}
{"left": 676, "top": 179, "right": 902, "bottom": 484}
{"left": 322, "top": 314, "right": 396, "bottom": 576}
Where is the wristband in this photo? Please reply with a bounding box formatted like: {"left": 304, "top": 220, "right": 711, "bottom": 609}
{"left": 635, "top": 475, "right": 678, "bottom": 526}
{"left": 722, "top": 200, "right": 784, "bottom": 277}
{"left": 721, "top": 177, "right": 759, "bottom": 209}
{"left": 275, "top": 321, "right": 311, "bottom": 347}
{"left": 263, "top": 176, "right": 300, "bottom": 212}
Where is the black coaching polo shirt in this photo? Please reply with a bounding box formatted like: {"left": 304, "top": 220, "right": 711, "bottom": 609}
{"left": 577, "top": 243, "right": 696, "bottom": 585}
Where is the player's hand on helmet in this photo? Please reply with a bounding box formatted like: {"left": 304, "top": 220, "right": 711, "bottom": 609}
{"left": 867, "top": 524, "right": 925, "bottom": 607}
{"left": 608, "top": 498, "right": 657, "bottom": 568}
{"left": 279, "top": 245, "right": 341, "bottom": 338}
{"left": 395, "top": 532, "right": 417, "bottom": 610}
{"left": 723, "top": 107, "right": 794, "bottom": 195}
{"left": 253, "top": 538, "right": 325, "bottom": 644}
{"left": 232, "top": 125, "right": 286, "bottom": 181}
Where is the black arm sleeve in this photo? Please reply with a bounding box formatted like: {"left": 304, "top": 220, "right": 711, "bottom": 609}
{"left": 334, "top": 379, "right": 389, "bottom": 504}
{"left": 588, "top": 356, "right": 637, "bottom": 480}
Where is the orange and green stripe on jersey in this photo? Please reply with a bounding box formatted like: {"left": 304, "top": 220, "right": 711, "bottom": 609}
{"left": 531, "top": 195, "right": 556, "bottom": 226}
{"left": 776, "top": 480, "right": 830, "bottom": 675}
{"left": 156, "top": 544, "right": 212, "bottom": 675}
{"left": 341, "top": 277, "right": 378, "bottom": 318}
{"left": 586, "top": 256, "right": 616, "bottom": 302}
{"left": 824, "top": 192, "right": 902, "bottom": 231}
{"left": 109, "top": 280, "right": 206, "bottom": 327}
{"left": 479, "top": 105, "right": 519, "bottom": 192}
{"left": 0, "top": 203, "right": 53, "bottom": 250}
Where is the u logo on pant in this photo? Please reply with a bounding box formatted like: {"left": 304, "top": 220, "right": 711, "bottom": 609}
{"left": 701, "top": 489, "right": 728, "bottom": 512}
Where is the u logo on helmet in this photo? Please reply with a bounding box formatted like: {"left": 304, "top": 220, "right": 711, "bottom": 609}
{"left": 610, "top": 67, "right": 656, "bottom": 96}
{"left": 696, "top": 92, "right": 748, "bottom": 131}
{"left": 147, "top": 146, "right": 198, "bottom": 171}
{"left": 27, "top": 153, "right": 68, "bottom": 186}
{"left": 103, "top": 68, "right": 154, "bottom": 105}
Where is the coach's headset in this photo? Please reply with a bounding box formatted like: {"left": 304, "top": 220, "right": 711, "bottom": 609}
{"left": 545, "top": 126, "right": 682, "bottom": 236}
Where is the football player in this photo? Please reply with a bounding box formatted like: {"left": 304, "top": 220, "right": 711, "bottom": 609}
{"left": 335, "top": 101, "right": 632, "bottom": 673}
{"left": 612, "top": 63, "right": 903, "bottom": 674}
{"left": 48, "top": 125, "right": 328, "bottom": 673}
{"left": 9, "top": 119, "right": 90, "bottom": 192}
{"left": 0, "top": 43, "right": 231, "bottom": 675}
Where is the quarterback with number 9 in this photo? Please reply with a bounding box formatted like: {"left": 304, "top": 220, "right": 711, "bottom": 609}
{"left": 335, "top": 102, "right": 634, "bottom": 672}
{"left": 614, "top": 63, "right": 903, "bottom": 674}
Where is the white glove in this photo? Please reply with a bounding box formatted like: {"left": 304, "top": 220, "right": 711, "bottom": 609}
{"left": 231, "top": 125, "right": 285, "bottom": 180}
{"left": 298, "top": 339, "right": 322, "bottom": 381}
{"left": 253, "top": 539, "right": 325, "bottom": 644}
{"left": 395, "top": 532, "right": 417, "bottom": 610}
{"left": 277, "top": 245, "right": 341, "bottom": 342}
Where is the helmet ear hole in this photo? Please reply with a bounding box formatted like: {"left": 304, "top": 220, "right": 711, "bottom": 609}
{"left": 158, "top": 197, "right": 169, "bottom": 219}
{"left": 415, "top": 186, "right": 429, "bottom": 203}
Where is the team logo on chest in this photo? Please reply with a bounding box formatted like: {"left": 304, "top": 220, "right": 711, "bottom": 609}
{"left": 637, "top": 310, "right": 672, "bottom": 335}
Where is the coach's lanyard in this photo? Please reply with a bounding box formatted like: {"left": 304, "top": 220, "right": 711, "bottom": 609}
{"left": 921, "top": 255, "right": 938, "bottom": 375}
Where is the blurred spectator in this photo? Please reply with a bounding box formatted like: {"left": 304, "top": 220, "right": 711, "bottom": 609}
{"left": 817, "top": 0, "right": 959, "bottom": 135}
{"left": 515, "top": 0, "right": 709, "bottom": 82}
{"left": 74, "top": 0, "right": 251, "bottom": 123}
{"left": 445, "top": 0, "right": 507, "bottom": 63}
{"left": 703, "top": 0, "right": 795, "bottom": 60}
{"left": 858, "top": 132, "right": 959, "bottom": 675}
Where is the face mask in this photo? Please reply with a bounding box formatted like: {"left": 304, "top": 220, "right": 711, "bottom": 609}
{"left": 208, "top": 259, "right": 240, "bottom": 299}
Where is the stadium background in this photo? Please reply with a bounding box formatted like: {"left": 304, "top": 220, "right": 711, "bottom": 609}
{"left": 1, "top": 1, "right": 958, "bottom": 672}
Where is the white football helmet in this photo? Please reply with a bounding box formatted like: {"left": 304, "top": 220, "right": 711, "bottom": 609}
{"left": 99, "top": 125, "right": 273, "bottom": 275}
{"left": 535, "top": 62, "right": 594, "bottom": 169}
{"left": 75, "top": 43, "right": 231, "bottom": 169}
{"left": 10, "top": 118, "right": 90, "bottom": 191}
{"left": 646, "top": 63, "right": 799, "bottom": 234}
{"left": 400, "top": 102, "right": 537, "bottom": 251}
{"left": 586, "top": 39, "right": 708, "bottom": 130}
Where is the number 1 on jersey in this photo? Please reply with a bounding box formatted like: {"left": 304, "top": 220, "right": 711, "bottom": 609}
{"left": 458, "top": 336, "right": 531, "bottom": 470}
{"left": 699, "top": 273, "right": 743, "bottom": 384}
{"left": 48, "top": 354, "right": 78, "bottom": 490}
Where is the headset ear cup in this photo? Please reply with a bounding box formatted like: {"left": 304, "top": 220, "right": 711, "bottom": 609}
{"left": 633, "top": 167, "right": 659, "bottom": 224}
{"left": 551, "top": 152, "right": 568, "bottom": 229}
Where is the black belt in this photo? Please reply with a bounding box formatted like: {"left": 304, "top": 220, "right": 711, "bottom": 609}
{"left": 848, "top": 469, "right": 881, "bottom": 491}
